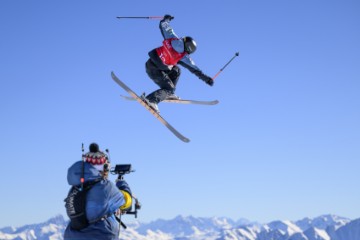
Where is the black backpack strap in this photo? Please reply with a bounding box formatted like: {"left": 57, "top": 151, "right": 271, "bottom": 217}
{"left": 64, "top": 178, "right": 103, "bottom": 230}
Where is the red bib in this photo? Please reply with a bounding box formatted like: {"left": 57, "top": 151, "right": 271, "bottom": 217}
{"left": 156, "top": 38, "right": 186, "bottom": 66}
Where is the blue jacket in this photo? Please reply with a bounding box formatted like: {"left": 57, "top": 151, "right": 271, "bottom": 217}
{"left": 64, "top": 161, "right": 125, "bottom": 240}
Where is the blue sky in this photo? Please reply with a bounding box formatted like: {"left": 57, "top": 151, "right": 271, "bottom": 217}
{"left": 0, "top": 0, "right": 359, "bottom": 227}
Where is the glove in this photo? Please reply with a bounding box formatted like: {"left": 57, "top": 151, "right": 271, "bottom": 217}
{"left": 163, "top": 14, "right": 174, "bottom": 21}
{"left": 205, "top": 77, "right": 214, "bottom": 86}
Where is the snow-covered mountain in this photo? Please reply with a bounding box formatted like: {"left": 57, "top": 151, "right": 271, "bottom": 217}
{"left": 219, "top": 216, "right": 358, "bottom": 240}
{"left": 0, "top": 215, "right": 66, "bottom": 240}
{"left": 295, "top": 215, "right": 350, "bottom": 231}
{"left": 0, "top": 214, "right": 359, "bottom": 240}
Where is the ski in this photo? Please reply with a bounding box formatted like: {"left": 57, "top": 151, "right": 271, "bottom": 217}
{"left": 111, "top": 71, "right": 190, "bottom": 143}
{"left": 120, "top": 95, "right": 219, "bottom": 105}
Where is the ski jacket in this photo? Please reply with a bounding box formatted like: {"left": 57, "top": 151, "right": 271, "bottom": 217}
{"left": 156, "top": 38, "right": 186, "bottom": 66}
{"left": 148, "top": 18, "right": 211, "bottom": 83}
{"left": 64, "top": 161, "right": 125, "bottom": 240}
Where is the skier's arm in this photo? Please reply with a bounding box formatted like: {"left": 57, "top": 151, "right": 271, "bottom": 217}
{"left": 178, "top": 56, "right": 214, "bottom": 86}
{"left": 119, "top": 190, "right": 132, "bottom": 211}
{"left": 116, "top": 180, "right": 133, "bottom": 211}
{"left": 159, "top": 15, "right": 179, "bottom": 39}
{"left": 116, "top": 180, "right": 132, "bottom": 196}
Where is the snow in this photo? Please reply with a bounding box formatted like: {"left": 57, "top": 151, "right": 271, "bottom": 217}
{"left": 41, "top": 223, "right": 60, "bottom": 234}
{"left": 0, "top": 231, "right": 31, "bottom": 240}
{"left": 266, "top": 220, "right": 303, "bottom": 235}
{"left": 314, "top": 228, "right": 331, "bottom": 240}
{"left": 237, "top": 228, "right": 257, "bottom": 240}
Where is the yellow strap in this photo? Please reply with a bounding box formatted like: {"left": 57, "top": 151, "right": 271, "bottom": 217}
{"left": 120, "top": 190, "right": 132, "bottom": 210}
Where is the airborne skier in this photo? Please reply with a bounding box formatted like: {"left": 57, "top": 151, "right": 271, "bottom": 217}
{"left": 112, "top": 15, "right": 238, "bottom": 141}
{"left": 142, "top": 14, "right": 214, "bottom": 113}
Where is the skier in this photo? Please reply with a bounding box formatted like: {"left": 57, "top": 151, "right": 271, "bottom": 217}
{"left": 64, "top": 143, "right": 132, "bottom": 240}
{"left": 142, "top": 14, "right": 214, "bottom": 113}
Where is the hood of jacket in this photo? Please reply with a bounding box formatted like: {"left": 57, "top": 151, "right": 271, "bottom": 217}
{"left": 67, "top": 161, "right": 102, "bottom": 186}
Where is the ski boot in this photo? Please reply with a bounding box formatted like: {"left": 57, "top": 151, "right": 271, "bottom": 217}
{"left": 140, "top": 94, "right": 160, "bottom": 114}
{"left": 166, "top": 93, "right": 181, "bottom": 100}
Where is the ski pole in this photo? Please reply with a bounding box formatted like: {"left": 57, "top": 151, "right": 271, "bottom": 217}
{"left": 212, "top": 52, "right": 240, "bottom": 80}
{"left": 116, "top": 16, "right": 163, "bottom": 20}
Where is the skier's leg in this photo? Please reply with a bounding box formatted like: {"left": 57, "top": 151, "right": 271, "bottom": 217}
{"left": 166, "top": 65, "right": 181, "bottom": 99}
{"left": 145, "top": 74, "right": 174, "bottom": 103}
{"left": 145, "top": 60, "right": 179, "bottom": 104}
{"left": 168, "top": 65, "right": 181, "bottom": 89}
{"left": 141, "top": 59, "right": 169, "bottom": 113}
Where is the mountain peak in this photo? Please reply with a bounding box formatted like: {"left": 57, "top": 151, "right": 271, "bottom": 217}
{"left": 46, "top": 215, "right": 67, "bottom": 225}
{"left": 296, "top": 214, "right": 351, "bottom": 231}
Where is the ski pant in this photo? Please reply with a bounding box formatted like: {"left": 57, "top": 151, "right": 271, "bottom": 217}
{"left": 145, "top": 58, "right": 181, "bottom": 104}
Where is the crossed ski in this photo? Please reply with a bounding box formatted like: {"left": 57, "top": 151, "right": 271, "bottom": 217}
{"left": 111, "top": 72, "right": 219, "bottom": 142}
{"left": 111, "top": 72, "right": 191, "bottom": 142}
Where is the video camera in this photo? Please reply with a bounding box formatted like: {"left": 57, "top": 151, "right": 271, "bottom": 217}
{"left": 111, "top": 164, "right": 133, "bottom": 176}
{"left": 110, "top": 164, "right": 135, "bottom": 181}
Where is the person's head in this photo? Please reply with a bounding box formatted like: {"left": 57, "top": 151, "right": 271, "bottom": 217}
{"left": 183, "top": 36, "right": 197, "bottom": 54}
{"left": 84, "top": 143, "right": 110, "bottom": 178}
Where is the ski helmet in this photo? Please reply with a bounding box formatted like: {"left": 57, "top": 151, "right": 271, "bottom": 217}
{"left": 183, "top": 36, "right": 197, "bottom": 54}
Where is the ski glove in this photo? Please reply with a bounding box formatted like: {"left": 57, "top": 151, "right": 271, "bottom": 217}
{"left": 163, "top": 14, "right": 174, "bottom": 21}
{"left": 205, "top": 77, "right": 214, "bottom": 86}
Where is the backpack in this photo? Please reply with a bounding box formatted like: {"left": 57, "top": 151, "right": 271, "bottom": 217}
{"left": 64, "top": 179, "right": 101, "bottom": 230}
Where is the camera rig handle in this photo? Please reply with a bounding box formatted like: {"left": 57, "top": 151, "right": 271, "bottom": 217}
{"left": 111, "top": 164, "right": 141, "bottom": 219}
{"left": 123, "top": 196, "right": 141, "bottom": 218}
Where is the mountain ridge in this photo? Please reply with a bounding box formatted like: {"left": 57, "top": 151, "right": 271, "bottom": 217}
{"left": 1, "top": 214, "right": 359, "bottom": 240}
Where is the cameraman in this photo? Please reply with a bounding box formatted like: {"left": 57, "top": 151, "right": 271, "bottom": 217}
{"left": 64, "top": 143, "right": 132, "bottom": 240}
